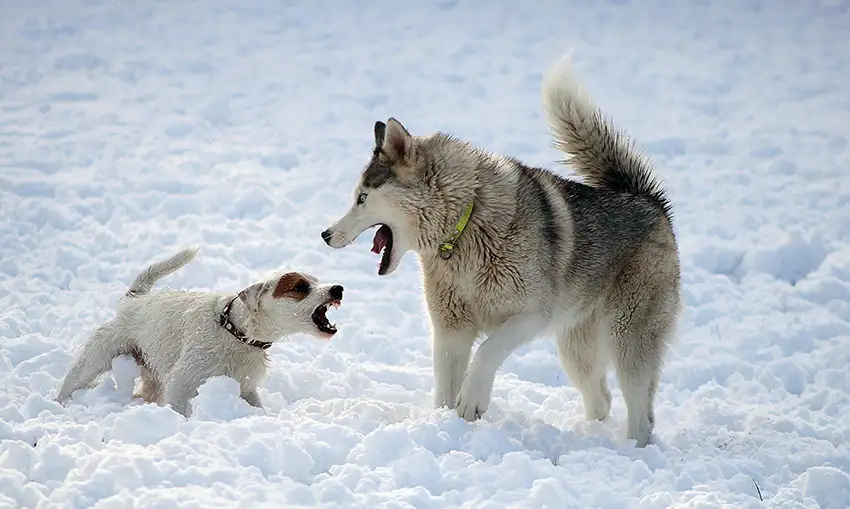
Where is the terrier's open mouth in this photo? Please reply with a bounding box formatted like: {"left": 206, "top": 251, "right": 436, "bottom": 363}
{"left": 311, "top": 299, "right": 340, "bottom": 336}
{"left": 371, "top": 224, "right": 394, "bottom": 276}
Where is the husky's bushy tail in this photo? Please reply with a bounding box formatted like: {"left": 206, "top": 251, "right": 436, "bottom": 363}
{"left": 126, "top": 247, "right": 199, "bottom": 297}
{"left": 541, "top": 54, "right": 672, "bottom": 219}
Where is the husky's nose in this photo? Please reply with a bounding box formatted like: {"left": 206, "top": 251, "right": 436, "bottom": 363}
{"left": 329, "top": 285, "right": 343, "bottom": 301}
{"left": 321, "top": 229, "right": 333, "bottom": 245}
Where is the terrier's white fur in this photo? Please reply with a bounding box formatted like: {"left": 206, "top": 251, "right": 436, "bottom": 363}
{"left": 55, "top": 247, "right": 343, "bottom": 416}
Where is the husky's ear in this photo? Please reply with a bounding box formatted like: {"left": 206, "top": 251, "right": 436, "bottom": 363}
{"left": 374, "top": 121, "right": 386, "bottom": 148}
{"left": 382, "top": 117, "right": 414, "bottom": 163}
{"left": 238, "top": 281, "right": 267, "bottom": 314}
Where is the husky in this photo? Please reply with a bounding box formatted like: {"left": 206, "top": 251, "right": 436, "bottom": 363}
{"left": 55, "top": 247, "right": 344, "bottom": 416}
{"left": 321, "top": 55, "right": 681, "bottom": 447}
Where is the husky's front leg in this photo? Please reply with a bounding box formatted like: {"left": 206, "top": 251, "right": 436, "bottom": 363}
{"left": 456, "top": 316, "right": 544, "bottom": 421}
{"left": 432, "top": 323, "right": 475, "bottom": 409}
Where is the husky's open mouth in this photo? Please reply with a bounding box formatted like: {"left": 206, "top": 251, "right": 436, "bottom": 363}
{"left": 371, "top": 224, "right": 394, "bottom": 276}
{"left": 311, "top": 299, "right": 340, "bottom": 337}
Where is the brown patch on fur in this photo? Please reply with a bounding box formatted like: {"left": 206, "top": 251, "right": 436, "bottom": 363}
{"left": 130, "top": 347, "right": 161, "bottom": 403}
{"left": 272, "top": 272, "right": 310, "bottom": 300}
{"left": 129, "top": 347, "right": 147, "bottom": 369}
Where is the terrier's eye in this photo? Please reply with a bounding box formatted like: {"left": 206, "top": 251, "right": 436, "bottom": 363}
{"left": 357, "top": 193, "right": 367, "bottom": 205}
{"left": 294, "top": 282, "right": 310, "bottom": 294}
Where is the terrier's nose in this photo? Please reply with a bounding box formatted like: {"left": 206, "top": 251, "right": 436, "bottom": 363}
{"left": 321, "top": 229, "right": 332, "bottom": 245}
{"left": 329, "top": 285, "right": 343, "bottom": 301}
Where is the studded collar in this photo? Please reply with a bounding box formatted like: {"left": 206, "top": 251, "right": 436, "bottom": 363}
{"left": 217, "top": 296, "right": 273, "bottom": 350}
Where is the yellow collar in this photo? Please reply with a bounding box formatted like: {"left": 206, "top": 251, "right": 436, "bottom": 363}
{"left": 438, "top": 201, "right": 474, "bottom": 260}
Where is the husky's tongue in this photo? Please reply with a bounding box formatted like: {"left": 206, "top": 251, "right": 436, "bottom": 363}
{"left": 371, "top": 225, "right": 391, "bottom": 254}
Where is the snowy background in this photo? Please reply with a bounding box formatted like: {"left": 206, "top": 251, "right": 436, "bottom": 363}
{"left": 2, "top": 0, "right": 849, "bottom": 507}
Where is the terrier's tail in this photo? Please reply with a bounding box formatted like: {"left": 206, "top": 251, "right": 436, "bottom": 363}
{"left": 126, "top": 247, "right": 199, "bottom": 297}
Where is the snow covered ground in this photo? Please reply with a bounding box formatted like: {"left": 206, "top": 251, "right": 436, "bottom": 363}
{"left": 2, "top": 0, "right": 849, "bottom": 507}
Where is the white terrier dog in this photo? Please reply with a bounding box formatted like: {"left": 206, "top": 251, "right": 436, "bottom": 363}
{"left": 55, "top": 247, "right": 343, "bottom": 416}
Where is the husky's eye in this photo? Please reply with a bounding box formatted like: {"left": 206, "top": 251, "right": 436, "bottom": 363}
{"left": 357, "top": 193, "right": 367, "bottom": 205}
{"left": 294, "top": 282, "right": 310, "bottom": 294}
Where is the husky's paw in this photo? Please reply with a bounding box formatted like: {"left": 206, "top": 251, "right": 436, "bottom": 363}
{"left": 583, "top": 387, "right": 612, "bottom": 421}
{"left": 434, "top": 390, "right": 459, "bottom": 409}
{"left": 629, "top": 430, "right": 653, "bottom": 448}
{"left": 455, "top": 376, "right": 492, "bottom": 421}
{"left": 626, "top": 412, "right": 653, "bottom": 448}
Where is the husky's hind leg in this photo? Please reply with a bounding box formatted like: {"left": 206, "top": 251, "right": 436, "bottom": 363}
{"left": 609, "top": 289, "right": 678, "bottom": 447}
{"left": 556, "top": 314, "right": 612, "bottom": 421}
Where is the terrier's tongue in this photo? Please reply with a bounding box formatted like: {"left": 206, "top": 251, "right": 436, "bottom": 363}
{"left": 371, "top": 225, "right": 389, "bottom": 254}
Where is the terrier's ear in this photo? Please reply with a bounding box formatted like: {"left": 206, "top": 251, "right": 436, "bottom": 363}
{"left": 374, "top": 121, "right": 386, "bottom": 148}
{"left": 238, "top": 281, "right": 267, "bottom": 314}
{"left": 381, "top": 117, "right": 414, "bottom": 164}
{"left": 272, "top": 272, "right": 310, "bottom": 300}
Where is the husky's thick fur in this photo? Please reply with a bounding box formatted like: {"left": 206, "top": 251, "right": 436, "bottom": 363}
{"left": 321, "top": 56, "right": 681, "bottom": 446}
{"left": 55, "top": 247, "right": 344, "bottom": 416}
